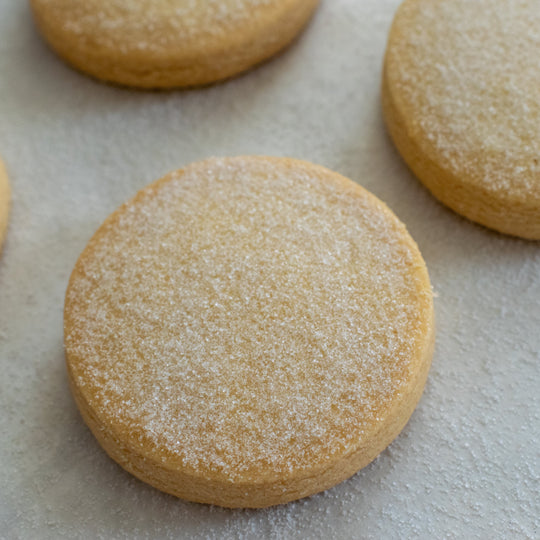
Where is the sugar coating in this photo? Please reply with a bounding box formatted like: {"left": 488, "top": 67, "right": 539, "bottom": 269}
{"left": 35, "top": 0, "right": 275, "bottom": 52}
{"left": 65, "top": 157, "right": 430, "bottom": 481}
{"left": 387, "top": 0, "right": 540, "bottom": 198}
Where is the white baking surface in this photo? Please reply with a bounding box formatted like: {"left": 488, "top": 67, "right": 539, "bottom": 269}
{"left": 0, "top": 0, "right": 538, "bottom": 538}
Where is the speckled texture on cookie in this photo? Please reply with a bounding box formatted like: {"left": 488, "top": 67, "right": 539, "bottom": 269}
{"left": 64, "top": 156, "right": 434, "bottom": 507}
{"left": 30, "top": 0, "right": 320, "bottom": 87}
{"left": 383, "top": 0, "right": 540, "bottom": 239}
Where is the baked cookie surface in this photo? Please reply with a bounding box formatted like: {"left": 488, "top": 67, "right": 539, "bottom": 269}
{"left": 64, "top": 156, "right": 434, "bottom": 508}
{"left": 383, "top": 0, "right": 540, "bottom": 239}
{"left": 0, "top": 158, "right": 10, "bottom": 252}
{"left": 30, "top": 0, "right": 319, "bottom": 88}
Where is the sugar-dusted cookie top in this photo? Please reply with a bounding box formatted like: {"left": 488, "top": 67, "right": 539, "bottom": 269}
{"left": 384, "top": 0, "right": 540, "bottom": 239}
{"left": 64, "top": 156, "right": 434, "bottom": 507}
{"left": 31, "top": 0, "right": 319, "bottom": 87}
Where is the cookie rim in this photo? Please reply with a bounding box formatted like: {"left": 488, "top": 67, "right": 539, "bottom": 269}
{"left": 64, "top": 156, "right": 435, "bottom": 507}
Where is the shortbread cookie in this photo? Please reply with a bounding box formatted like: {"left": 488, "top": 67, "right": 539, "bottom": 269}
{"left": 383, "top": 0, "right": 540, "bottom": 239}
{"left": 30, "top": 0, "right": 319, "bottom": 88}
{"left": 64, "top": 156, "right": 434, "bottom": 508}
{"left": 0, "top": 158, "right": 10, "bottom": 252}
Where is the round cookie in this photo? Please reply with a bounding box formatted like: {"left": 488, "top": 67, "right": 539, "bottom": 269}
{"left": 0, "top": 158, "right": 10, "bottom": 252}
{"left": 30, "top": 0, "right": 320, "bottom": 88}
{"left": 383, "top": 0, "right": 540, "bottom": 239}
{"left": 64, "top": 156, "right": 434, "bottom": 508}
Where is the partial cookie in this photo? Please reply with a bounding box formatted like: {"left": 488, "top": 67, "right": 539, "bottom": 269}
{"left": 30, "top": 0, "right": 319, "bottom": 88}
{"left": 0, "top": 158, "right": 10, "bottom": 252}
{"left": 383, "top": 0, "right": 540, "bottom": 239}
{"left": 64, "top": 156, "right": 434, "bottom": 508}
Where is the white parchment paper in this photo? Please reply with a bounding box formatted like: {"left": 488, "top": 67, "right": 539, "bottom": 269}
{"left": 0, "top": 1, "right": 538, "bottom": 538}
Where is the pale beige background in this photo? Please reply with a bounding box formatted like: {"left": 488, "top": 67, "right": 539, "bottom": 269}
{"left": 0, "top": 0, "right": 538, "bottom": 538}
